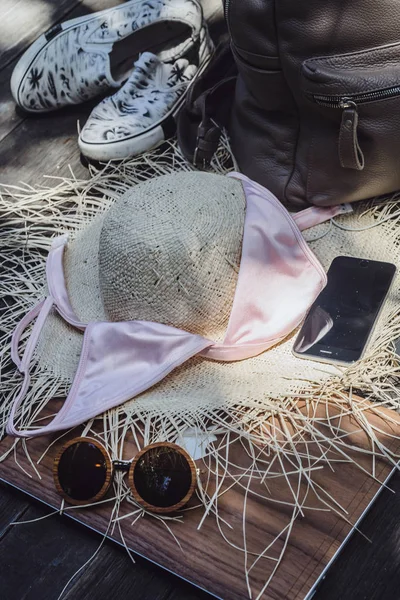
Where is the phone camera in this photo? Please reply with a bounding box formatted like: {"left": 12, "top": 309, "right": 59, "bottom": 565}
{"left": 359, "top": 259, "right": 369, "bottom": 268}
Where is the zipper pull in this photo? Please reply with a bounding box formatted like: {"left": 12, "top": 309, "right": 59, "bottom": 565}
{"left": 338, "top": 100, "right": 365, "bottom": 171}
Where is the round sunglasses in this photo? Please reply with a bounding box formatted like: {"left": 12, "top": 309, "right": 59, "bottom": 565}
{"left": 53, "top": 437, "right": 197, "bottom": 514}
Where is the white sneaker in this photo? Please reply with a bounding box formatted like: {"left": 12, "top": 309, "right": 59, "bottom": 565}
{"left": 78, "top": 26, "right": 213, "bottom": 161}
{"left": 11, "top": 0, "right": 204, "bottom": 113}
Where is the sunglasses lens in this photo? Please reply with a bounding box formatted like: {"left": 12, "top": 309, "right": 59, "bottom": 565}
{"left": 57, "top": 441, "right": 108, "bottom": 502}
{"left": 133, "top": 446, "right": 193, "bottom": 509}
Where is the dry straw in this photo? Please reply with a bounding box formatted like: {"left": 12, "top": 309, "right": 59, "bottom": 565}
{"left": 1, "top": 137, "right": 400, "bottom": 599}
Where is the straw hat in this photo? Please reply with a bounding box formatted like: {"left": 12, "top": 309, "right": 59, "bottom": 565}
{"left": 37, "top": 172, "right": 246, "bottom": 378}
{"left": 34, "top": 170, "right": 337, "bottom": 420}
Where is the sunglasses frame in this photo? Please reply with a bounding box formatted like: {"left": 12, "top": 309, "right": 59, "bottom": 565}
{"left": 53, "top": 437, "right": 114, "bottom": 507}
{"left": 53, "top": 437, "right": 197, "bottom": 514}
{"left": 128, "top": 441, "right": 197, "bottom": 514}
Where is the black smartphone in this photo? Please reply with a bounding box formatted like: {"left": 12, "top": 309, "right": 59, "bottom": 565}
{"left": 293, "top": 256, "right": 396, "bottom": 365}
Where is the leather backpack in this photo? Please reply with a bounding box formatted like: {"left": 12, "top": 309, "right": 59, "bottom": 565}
{"left": 178, "top": 2, "right": 400, "bottom": 208}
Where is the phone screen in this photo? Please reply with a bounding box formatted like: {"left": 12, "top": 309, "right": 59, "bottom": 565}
{"left": 293, "top": 257, "right": 396, "bottom": 364}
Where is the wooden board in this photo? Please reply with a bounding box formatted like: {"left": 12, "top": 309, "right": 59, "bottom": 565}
{"left": 303, "top": 469, "right": 400, "bottom": 600}
{"left": 0, "top": 399, "right": 399, "bottom": 600}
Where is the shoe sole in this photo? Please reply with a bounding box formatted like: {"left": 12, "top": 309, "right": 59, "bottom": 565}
{"left": 78, "top": 47, "right": 214, "bottom": 162}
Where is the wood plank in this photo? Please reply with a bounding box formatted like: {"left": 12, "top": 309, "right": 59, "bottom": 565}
{"left": 0, "top": 0, "right": 81, "bottom": 71}
{"left": 0, "top": 482, "right": 29, "bottom": 538}
{"left": 168, "top": 586, "right": 213, "bottom": 600}
{"left": 0, "top": 399, "right": 398, "bottom": 600}
{"left": 62, "top": 541, "right": 210, "bottom": 600}
{"left": 62, "top": 548, "right": 173, "bottom": 600}
{"left": 0, "top": 63, "right": 22, "bottom": 143}
{"left": 0, "top": 503, "right": 106, "bottom": 600}
{"left": 312, "top": 469, "right": 400, "bottom": 600}
{"left": 0, "top": 106, "right": 90, "bottom": 185}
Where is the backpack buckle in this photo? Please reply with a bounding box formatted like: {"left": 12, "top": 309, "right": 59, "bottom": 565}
{"left": 193, "top": 118, "right": 222, "bottom": 169}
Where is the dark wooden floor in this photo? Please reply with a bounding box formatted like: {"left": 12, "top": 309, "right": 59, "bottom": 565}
{"left": 2, "top": 473, "right": 400, "bottom": 600}
{"left": 1, "top": 1, "right": 400, "bottom": 599}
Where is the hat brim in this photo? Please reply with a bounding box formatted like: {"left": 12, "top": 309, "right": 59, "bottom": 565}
{"left": 35, "top": 197, "right": 397, "bottom": 418}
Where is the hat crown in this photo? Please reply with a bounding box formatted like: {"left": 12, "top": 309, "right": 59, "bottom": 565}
{"left": 99, "top": 172, "right": 246, "bottom": 337}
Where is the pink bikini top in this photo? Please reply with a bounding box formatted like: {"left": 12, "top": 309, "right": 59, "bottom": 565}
{"left": 7, "top": 174, "right": 346, "bottom": 438}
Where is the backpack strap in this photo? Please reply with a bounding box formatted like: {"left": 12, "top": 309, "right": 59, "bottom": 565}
{"left": 177, "top": 40, "right": 237, "bottom": 168}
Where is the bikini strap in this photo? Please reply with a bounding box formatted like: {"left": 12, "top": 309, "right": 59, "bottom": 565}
{"left": 292, "top": 203, "right": 353, "bottom": 231}
{"left": 228, "top": 172, "right": 352, "bottom": 231}
{"left": 7, "top": 296, "right": 54, "bottom": 436}
{"left": 46, "top": 235, "right": 85, "bottom": 329}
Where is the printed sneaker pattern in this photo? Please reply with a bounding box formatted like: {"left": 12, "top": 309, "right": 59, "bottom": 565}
{"left": 14, "top": 0, "right": 203, "bottom": 112}
{"left": 79, "top": 27, "right": 212, "bottom": 145}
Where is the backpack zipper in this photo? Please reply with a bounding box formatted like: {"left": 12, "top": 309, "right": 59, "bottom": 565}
{"left": 224, "top": 0, "right": 231, "bottom": 23}
{"left": 308, "top": 87, "right": 400, "bottom": 171}
{"left": 312, "top": 85, "right": 400, "bottom": 108}
{"left": 224, "top": 0, "right": 233, "bottom": 39}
